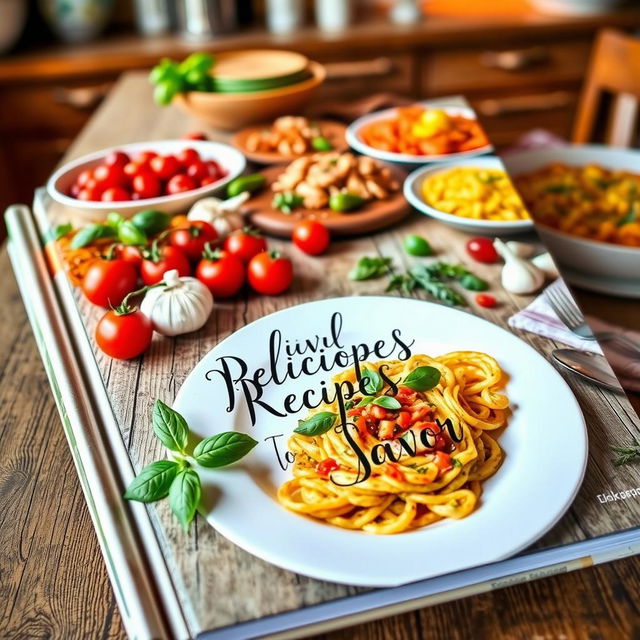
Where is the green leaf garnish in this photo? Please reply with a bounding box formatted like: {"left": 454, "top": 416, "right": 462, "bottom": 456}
{"left": 372, "top": 396, "right": 401, "bottom": 410}
{"left": 70, "top": 224, "right": 116, "bottom": 249}
{"left": 356, "top": 395, "right": 375, "bottom": 407}
{"left": 123, "top": 460, "right": 179, "bottom": 503}
{"left": 169, "top": 468, "right": 201, "bottom": 532}
{"left": 193, "top": 432, "right": 258, "bottom": 468}
{"left": 403, "top": 366, "right": 441, "bottom": 391}
{"left": 294, "top": 411, "right": 338, "bottom": 436}
{"left": 361, "top": 367, "right": 383, "bottom": 395}
{"left": 349, "top": 256, "right": 393, "bottom": 281}
{"left": 152, "top": 400, "right": 189, "bottom": 453}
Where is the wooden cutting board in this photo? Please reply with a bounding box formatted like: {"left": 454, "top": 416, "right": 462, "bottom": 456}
{"left": 243, "top": 164, "right": 410, "bottom": 237}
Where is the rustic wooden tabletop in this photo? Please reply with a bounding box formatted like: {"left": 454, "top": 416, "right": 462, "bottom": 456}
{"left": 2, "top": 72, "right": 640, "bottom": 639}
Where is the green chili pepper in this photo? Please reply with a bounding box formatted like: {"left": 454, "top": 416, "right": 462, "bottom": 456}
{"left": 227, "top": 174, "right": 266, "bottom": 198}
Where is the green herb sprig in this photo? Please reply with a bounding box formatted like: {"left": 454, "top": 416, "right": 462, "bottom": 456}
{"left": 612, "top": 440, "right": 640, "bottom": 466}
{"left": 124, "top": 400, "right": 257, "bottom": 531}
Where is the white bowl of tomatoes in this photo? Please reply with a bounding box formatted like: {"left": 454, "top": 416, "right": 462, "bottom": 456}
{"left": 47, "top": 139, "right": 246, "bottom": 223}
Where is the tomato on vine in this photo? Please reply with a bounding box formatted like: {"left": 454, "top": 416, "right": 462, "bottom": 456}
{"left": 81, "top": 253, "right": 138, "bottom": 308}
{"left": 196, "top": 245, "right": 245, "bottom": 298}
{"left": 223, "top": 227, "right": 267, "bottom": 263}
{"left": 141, "top": 244, "right": 191, "bottom": 285}
{"left": 168, "top": 220, "right": 218, "bottom": 261}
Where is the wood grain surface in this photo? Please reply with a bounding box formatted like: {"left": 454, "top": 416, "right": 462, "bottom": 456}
{"left": 3, "top": 72, "right": 640, "bottom": 639}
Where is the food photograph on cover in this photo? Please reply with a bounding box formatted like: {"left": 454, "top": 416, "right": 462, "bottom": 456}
{"left": 1, "top": 2, "right": 640, "bottom": 640}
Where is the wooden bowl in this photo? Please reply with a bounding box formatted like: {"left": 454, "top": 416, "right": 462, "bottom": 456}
{"left": 243, "top": 164, "right": 410, "bottom": 237}
{"left": 232, "top": 120, "right": 349, "bottom": 165}
{"left": 173, "top": 61, "right": 326, "bottom": 131}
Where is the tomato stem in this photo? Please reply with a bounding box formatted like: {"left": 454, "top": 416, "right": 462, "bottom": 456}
{"left": 116, "top": 281, "right": 165, "bottom": 315}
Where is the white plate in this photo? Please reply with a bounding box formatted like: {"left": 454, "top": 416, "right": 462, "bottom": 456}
{"left": 47, "top": 139, "right": 246, "bottom": 223}
{"left": 404, "top": 156, "right": 534, "bottom": 236}
{"left": 503, "top": 145, "right": 640, "bottom": 298}
{"left": 173, "top": 296, "right": 587, "bottom": 587}
{"left": 346, "top": 104, "right": 493, "bottom": 166}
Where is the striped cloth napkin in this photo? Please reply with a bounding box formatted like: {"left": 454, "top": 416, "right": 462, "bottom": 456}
{"left": 509, "top": 279, "right": 640, "bottom": 393}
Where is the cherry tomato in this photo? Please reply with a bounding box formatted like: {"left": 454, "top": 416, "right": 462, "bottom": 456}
{"left": 247, "top": 250, "right": 293, "bottom": 296}
{"left": 200, "top": 176, "right": 219, "bottom": 187}
{"left": 206, "top": 160, "right": 224, "bottom": 178}
{"left": 76, "top": 169, "right": 94, "bottom": 187}
{"left": 177, "top": 147, "right": 201, "bottom": 166}
{"left": 141, "top": 246, "right": 191, "bottom": 285}
{"left": 196, "top": 249, "right": 245, "bottom": 298}
{"left": 101, "top": 186, "right": 131, "bottom": 202}
{"left": 316, "top": 458, "right": 339, "bottom": 477}
{"left": 132, "top": 172, "right": 161, "bottom": 199}
{"left": 94, "top": 164, "right": 126, "bottom": 190}
{"left": 105, "top": 150, "right": 130, "bottom": 168}
{"left": 167, "top": 174, "right": 196, "bottom": 194}
{"left": 150, "top": 155, "right": 181, "bottom": 180}
{"left": 466, "top": 237, "right": 498, "bottom": 263}
{"left": 135, "top": 150, "right": 158, "bottom": 165}
{"left": 291, "top": 220, "right": 330, "bottom": 255}
{"left": 81, "top": 258, "right": 138, "bottom": 308}
{"left": 69, "top": 183, "right": 81, "bottom": 198}
{"left": 475, "top": 293, "right": 497, "bottom": 308}
{"left": 186, "top": 161, "right": 208, "bottom": 181}
{"left": 116, "top": 245, "right": 143, "bottom": 268}
{"left": 223, "top": 228, "right": 267, "bottom": 263}
{"left": 169, "top": 221, "right": 218, "bottom": 261}
{"left": 77, "top": 187, "right": 101, "bottom": 201}
{"left": 95, "top": 308, "right": 153, "bottom": 360}
{"left": 182, "top": 131, "right": 208, "bottom": 141}
{"left": 124, "top": 161, "right": 145, "bottom": 178}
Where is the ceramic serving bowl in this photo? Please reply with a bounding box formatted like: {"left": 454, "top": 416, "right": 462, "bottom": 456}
{"left": 173, "top": 61, "right": 326, "bottom": 131}
{"left": 503, "top": 145, "right": 640, "bottom": 298}
{"left": 47, "top": 139, "right": 246, "bottom": 223}
{"left": 403, "top": 156, "right": 534, "bottom": 236}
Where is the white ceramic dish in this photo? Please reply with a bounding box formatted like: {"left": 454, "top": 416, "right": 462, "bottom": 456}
{"left": 403, "top": 156, "right": 534, "bottom": 236}
{"left": 503, "top": 145, "right": 640, "bottom": 298}
{"left": 346, "top": 104, "right": 493, "bottom": 166}
{"left": 47, "top": 139, "right": 246, "bottom": 223}
{"left": 173, "top": 296, "right": 587, "bottom": 587}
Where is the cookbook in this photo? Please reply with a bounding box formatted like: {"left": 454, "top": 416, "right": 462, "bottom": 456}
{"left": 6, "top": 95, "right": 640, "bottom": 640}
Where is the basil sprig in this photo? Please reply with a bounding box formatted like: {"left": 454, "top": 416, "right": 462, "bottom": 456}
{"left": 70, "top": 223, "right": 117, "bottom": 249}
{"left": 402, "top": 365, "right": 441, "bottom": 391}
{"left": 125, "top": 400, "right": 258, "bottom": 531}
{"left": 294, "top": 411, "right": 338, "bottom": 436}
{"left": 372, "top": 396, "right": 401, "bottom": 410}
{"left": 349, "top": 256, "right": 393, "bottom": 281}
{"left": 361, "top": 366, "right": 383, "bottom": 395}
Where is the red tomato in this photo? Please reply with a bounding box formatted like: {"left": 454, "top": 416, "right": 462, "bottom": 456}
{"left": 316, "top": 458, "right": 339, "bottom": 477}
{"left": 94, "top": 164, "right": 126, "bottom": 189}
{"left": 186, "top": 161, "right": 208, "bottom": 181}
{"left": 81, "top": 258, "right": 138, "bottom": 308}
{"left": 135, "top": 150, "right": 158, "bottom": 165}
{"left": 140, "top": 246, "right": 191, "bottom": 285}
{"left": 77, "top": 187, "right": 100, "bottom": 201}
{"left": 196, "top": 250, "right": 245, "bottom": 298}
{"left": 124, "top": 161, "right": 145, "bottom": 178}
{"left": 95, "top": 309, "right": 153, "bottom": 360}
{"left": 132, "top": 172, "right": 161, "bottom": 199}
{"left": 206, "top": 160, "right": 224, "bottom": 178}
{"left": 169, "top": 221, "right": 218, "bottom": 261}
{"left": 223, "top": 228, "right": 267, "bottom": 263}
{"left": 200, "top": 176, "right": 218, "bottom": 187}
{"left": 434, "top": 451, "right": 452, "bottom": 472}
{"left": 76, "top": 169, "right": 94, "bottom": 187}
{"left": 291, "top": 220, "right": 330, "bottom": 255}
{"left": 182, "top": 131, "right": 208, "bottom": 141}
{"left": 475, "top": 293, "right": 497, "bottom": 308}
{"left": 69, "top": 183, "right": 81, "bottom": 198}
{"left": 466, "top": 237, "right": 498, "bottom": 263}
{"left": 101, "top": 186, "right": 131, "bottom": 202}
{"left": 150, "top": 155, "right": 181, "bottom": 180}
{"left": 177, "top": 147, "right": 201, "bottom": 166}
{"left": 167, "top": 174, "right": 196, "bottom": 194}
{"left": 247, "top": 251, "right": 293, "bottom": 296}
{"left": 116, "top": 245, "right": 143, "bottom": 268}
{"left": 105, "top": 150, "right": 130, "bottom": 168}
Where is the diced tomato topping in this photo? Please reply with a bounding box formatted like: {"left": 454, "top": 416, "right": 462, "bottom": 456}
{"left": 356, "top": 416, "right": 368, "bottom": 438}
{"left": 316, "top": 458, "right": 339, "bottom": 477}
{"left": 370, "top": 405, "right": 389, "bottom": 420}
{"left": 347, "top": 407, "right": 362, "bottom": 417}
{"left": 397, "top": 411, "right": 411, "bottom": 428}
{"left": 434, "top": 451, "right": 452, "bottom": 472}
{"left": 378, "top": 420, "right": 397, "bottom": 440}
{"left": 396, "top": 386, "right": 417, "bottom": 404}
{"left": 386, "top": 464, "right": 405, "bottom": 482}
{"left": 410, "top": 406, "right": 431, "bottom": 422}
{"left": 417, "top": 420, "right": 440, "bottom": 434}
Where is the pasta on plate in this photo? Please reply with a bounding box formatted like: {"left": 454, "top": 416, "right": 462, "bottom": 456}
{"left": 277, "top": 352, "right": 510, "bottom": 534}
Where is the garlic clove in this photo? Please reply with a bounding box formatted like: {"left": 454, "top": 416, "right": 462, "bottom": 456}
{"left": 221, "top": 191, "right": 250, "bottom": 211}
{"left": 494, "top": 238, "right": 545, "bottom": 295}
{"left": 531, "top": 252, "right": 560, "bottom": 279}
{"left": 505, "top": 240, "right": 535, "bottom": 259}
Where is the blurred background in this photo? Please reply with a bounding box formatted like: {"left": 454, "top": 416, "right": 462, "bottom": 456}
{"left": 1, "top": 0, "right": 640, "bottom": 227}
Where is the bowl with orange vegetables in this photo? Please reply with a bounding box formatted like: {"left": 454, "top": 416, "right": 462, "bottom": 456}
{"left": 346, "top": 104, "right": 493, "bottom": 166}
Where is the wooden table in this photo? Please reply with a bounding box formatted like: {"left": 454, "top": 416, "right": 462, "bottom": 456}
{"left": 2, "top": 73, "right": 640, "bottom": 639}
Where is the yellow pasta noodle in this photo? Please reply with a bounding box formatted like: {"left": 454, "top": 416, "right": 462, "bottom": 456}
{"left": 277, "top": 352, "right": 509, "bottom": 534}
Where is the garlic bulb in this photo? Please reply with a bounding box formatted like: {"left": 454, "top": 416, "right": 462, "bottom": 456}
{"left": 532, "top": 252, "right": 560, "bottom": 279}
{"left": 140, "top": 269, "right": 213, "bottom": 336}
{"left": 494, "top": 238, "right": 545, "bottom": 295}
{"left": 505, "top": 240, "right": 535, "bottom": 259}
{"left": 187, "top": 192, "right": 249, "bottom": 238}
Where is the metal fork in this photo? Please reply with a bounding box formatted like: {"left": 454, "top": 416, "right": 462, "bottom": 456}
{"left": 545, "top": 285, "right": 640, "bottom": 355}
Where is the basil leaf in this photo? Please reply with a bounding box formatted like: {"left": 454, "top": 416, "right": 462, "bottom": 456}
{"left": 294, "top": 411, "right": 338, "bottom": 436}
{"left": 193, "top": 432, "right": 258, "bottom": 468}
{"left": 356, "top": 395, "right": 375, "bottom": 407}
{"left": 169, "top": 468, "right": 201, "bottom": 532}
{"left": 403, "top": 366, "right": 441, "bottom": 391}
{"left": 348, "top": 256, "right": 393, "bottom": 281}
{"left": 152, "top": 400, "right": 189, "bottom": 453}
{"left": 361, "top": 367, "right": 383, "bottom": 395}
{"left": 107, "top": 211, "right": 124, "bottom": 228}
{"left": 372, "top": 396, "right": 401, "bottom": 410}
{"left": 123, "top": 460, "right": 179, "bottom": 503}
{"left": 458, "top": 273, "right": 488, "bottom": 291}
{"left": 47, "top": 222, "right": 73, "bottom": 243}
{"left": 118, "top": 220, "right": 148, "bottom": 246}
{"left": 70, "top": 224, "right": 117, "bottom": 249}
{"left": 344, "top": 400, "right": 355, "bottom": 410}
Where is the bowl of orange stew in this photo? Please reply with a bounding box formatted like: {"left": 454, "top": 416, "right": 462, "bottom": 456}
{"left": 346, "top": 104, "right": 493, "bottom": 166}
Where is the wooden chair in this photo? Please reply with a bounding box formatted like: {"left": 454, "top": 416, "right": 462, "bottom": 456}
{"left": 573, "top": 29, "right": 640, "bottom": 147}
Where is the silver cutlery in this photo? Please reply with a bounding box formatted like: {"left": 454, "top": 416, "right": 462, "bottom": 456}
{"left": 545, "top": 285, "right": 640, "bottom": 355}
{"left": 552, "top": 348, "right": 622, "bottom": 392}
